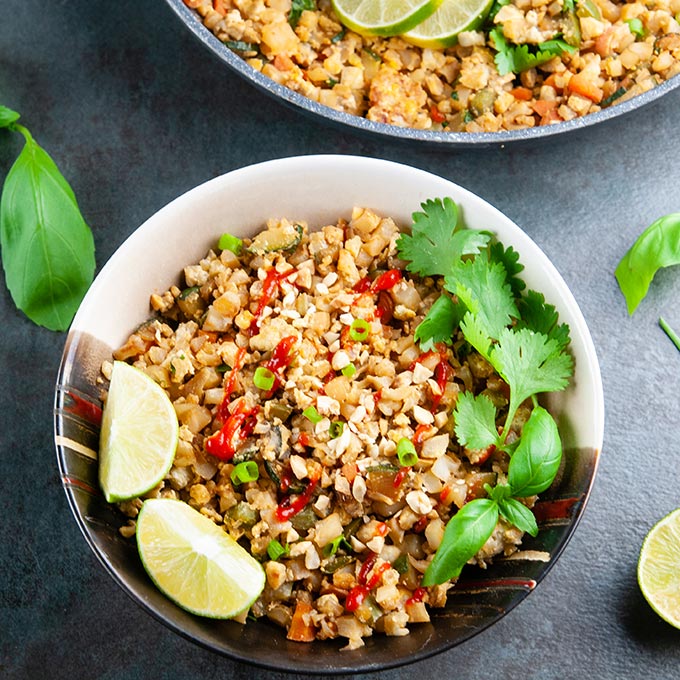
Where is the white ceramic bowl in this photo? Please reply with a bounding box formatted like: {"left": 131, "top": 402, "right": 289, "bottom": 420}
{"left": 54, "top": 155, "right": 604, "bottom": 673}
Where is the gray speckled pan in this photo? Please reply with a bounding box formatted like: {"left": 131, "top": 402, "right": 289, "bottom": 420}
{"left": 163, "top": 0, "right": 680, "bottom": 147}
{"left": 54, "top": 156, "right": 604, "bottom": 673}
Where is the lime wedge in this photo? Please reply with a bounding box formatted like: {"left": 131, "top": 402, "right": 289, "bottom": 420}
{"left": 136, "top": 498, "right": 266, "bottom": 618}
{"left": 638, "top": 507, "right": 680, "bottom": 629}
{"left": 332, "top": 0, "right": 443, "bottom": 36}
{"left": 98, "top": 360, "right": 178, "bottom": 503}
{"left": 402, "top": 0, "right": 494, "bottom": 47}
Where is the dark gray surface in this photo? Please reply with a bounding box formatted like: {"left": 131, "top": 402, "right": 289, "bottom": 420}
{"left": 1, "top": 1, "right": 679, "bottom": 678}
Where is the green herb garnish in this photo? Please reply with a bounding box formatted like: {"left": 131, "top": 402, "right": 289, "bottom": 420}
{"left": 601, "top": 86, "right": 627, "bottom": 107}
{"left": 363, "top": 47, "right": 381, "bottom": 62}
{"left": 396, "top": 197, "right": 573, "bottom": 585}
{"left": 660, "top": 317, "right": 680, "bottom": 354}
{"left": 267, "top": 539, "right": 290, "bottom": 560}
{"left": 490, "top": 28, "right": 576, "bottom": 75}
{"left": 323, "top": 534, "right": 353, "bottom": 556}
{"left": 253, "top": 366, "right": 276, "bottom": 391}
{"left": 349, "top": 318, "right": 370, "bottom": 341}
{"left": 0, "top": 105, "right": 95, "bottom": 330}
{"left": 231, "top": 460, "right": 260, "bottom": 485}
{"left": 331, "top": 28, "right": 346, "bottom": 43}
{"left": 625, "top": 17, "right": 644, "bottom": 37}
{"left": 303, "top": 405, "right": 323, "bottom": 423}
{"left": 396, "top": 437, "right": 418, "bottom": 467}
{"left": 615, "top": 213, "right": 680, "bottom": 315}
{"left": 218, "top": 232, "right": 243, "bottom": 254}
{"left": 288, "top": 0, "right": 315, "bottom": 28}
{"left": 223, "top": 40, "right": 259, "bottom": 53}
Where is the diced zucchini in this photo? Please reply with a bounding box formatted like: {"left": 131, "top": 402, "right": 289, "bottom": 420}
{"left": 247, "top": 224, "right": 303, "bottom": 254}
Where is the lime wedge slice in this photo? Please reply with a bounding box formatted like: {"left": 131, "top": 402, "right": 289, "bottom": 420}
{"left": 402, "top": 0, "right": 494, "bottom": 47}
{"left": 98, "top": 360, "right": 178, "bottom": 503}
{"left": 332, "top": 0, "right": 443, "bottom": 36}
{"left": 638, "top": 507, "right": 680, "bottom": 629}
{"left": 136, "top": 498, "right": 266, "bottom": 618}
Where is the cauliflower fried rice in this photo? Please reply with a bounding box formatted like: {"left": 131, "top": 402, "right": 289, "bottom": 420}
{"left": 105, "top": 208, "right": 537, "bottom": 648}
{"left": 182, "top": 0, "right": 680, "bottom": 132}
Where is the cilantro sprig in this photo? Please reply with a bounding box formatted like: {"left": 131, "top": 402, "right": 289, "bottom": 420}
{"left": 490, "top": 27, "right": 576, "bottom": 75}
{"left": 396, "top": 198, "right": 574, "bottom": 585}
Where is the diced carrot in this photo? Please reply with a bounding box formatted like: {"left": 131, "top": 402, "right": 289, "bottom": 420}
{"left": 510, "top": 86, "right": 533, "bottom": 101}
{"left": 183, "top": 0, "right": 204, "bottom": 7}
{"left": 543, "top": 74, "right": 560, "bottom": 89}
{"left": 287, "top": 601, "right": 316, "bottom": 642}
{"left": 532, "top": 99, "right": 557, "bottom": 117}
{"left": 533, "top": 99, "right": 562, "bottom": 125}
{"left": 567, "top": 71, "right": 604, "bottom": 103}
{"left": 274, "top": 54, "right": 295, "bottom": 71}
{"left": 341, "top": 462, "right": 358, "bottom": 484}
{"left": 212, "top": 0, "right": 228, "bottom": 13}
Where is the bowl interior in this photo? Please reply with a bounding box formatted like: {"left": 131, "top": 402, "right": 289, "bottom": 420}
{"left": 54, "top": 155, "right": 604, "bottom": 673}
{"left": 163, "top": 0, "right": 680, "bottom": 147}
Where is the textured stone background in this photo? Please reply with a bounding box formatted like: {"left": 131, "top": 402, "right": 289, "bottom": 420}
{"left": 2, "top": 1, "right": 680, "bottom": 678}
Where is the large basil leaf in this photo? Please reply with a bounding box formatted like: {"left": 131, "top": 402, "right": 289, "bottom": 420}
{"left": 615, "top": 213, "right": 680, "bottom": 315}
{"left": 422, "top": 498, "right": 498, "bottom": 586}
{"left": 508, "top": 406, "right": 562, "bottom": 497}
{"left": 1, "top": 124, "right": 95, "bottom": 330}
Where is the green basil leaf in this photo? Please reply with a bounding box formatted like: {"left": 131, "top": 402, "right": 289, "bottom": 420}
{"left": 0, "top": 105, "right": 20, "bottom": 129}
{"left": 498, "top": 497, "right": 538, "bottom": 536}
{"left": 422, "top": 498, "right": 498, "bottom": 585}
{"left": 486, "top": 483, "right": 512, "bottom": 502}
{"left": 1, "top": 125, "right": 95, "bottom": 330}
{"left": 508, "top": 406, "right": 562, "bottom": 497}
{"left": 615, "top": 213, "right": 680, "bottom": 315}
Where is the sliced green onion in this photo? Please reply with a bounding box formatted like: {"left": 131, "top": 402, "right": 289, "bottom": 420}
{"left": 218, "top": 232, "right": 243, "bottom": 254}
{"left": 330, "top": 28, "right": 346, "bottom": 43}
{"left": 625, "top": 17, "right": 644, "bottom": 36}
{"left": 323, "top": 534, "right": 352, "bottom": 557}
{"left": 179, "top": 285, "right": 200, "bottom": 299}
{"left": 329, "top": 421, "right": 344, "bottom": 439}
{"left": 303, "top": 405, "right": 323, "bottom": 424}
{"left": 396, "top": 438, "right": 418, "bottom": 467}
{"left": 341, "top": 363, "right": 356, "bottom": 378}
{"left": 231, "top": 460, "right": 259, "bottom": 485}
{"left": 216, "top": 363, "right": 232, "bottom": 374}
{"left": 349, "top": 318, "right": 370, "bottom": 342}
{"left": 253, "top": 366, "right": 275, "bottom": 391}
{"left": 660, "top": 317, "right": 680, "bottom": 353}
{"left": 267, "top": 539, "right": 289, "bottom": 560}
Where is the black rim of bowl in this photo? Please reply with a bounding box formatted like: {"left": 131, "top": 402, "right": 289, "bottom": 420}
{"left": 163, "top": 0, "right": 680, "bottom": 147}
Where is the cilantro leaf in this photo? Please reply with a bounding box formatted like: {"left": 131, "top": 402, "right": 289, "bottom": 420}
{"left": 516, "top": 290, "right": 571, "bottom": 350}
{"left": 446, "top": 257, "right": 519, "bottom": 339}
{"left": 453, "top": 391, "right": 499, "bottom": 450}
{"left": 498, "top": 497, "right": 538, "bottom": 536}
{"left": 396, "top": 198, "right": 490, "bottom": 277}
{"left": 491, "top": 327, "right": 573, "bottom": 409}
{"left": 489, "top": 241, "right": 525, "bottom": 296}
{"left": 460, "top": 311, "right": 493, "bottom": 361}
{"left": 490, "top": 27, "right": 577, "bottom": 75}
{"left": 288, "top": 0, "right": 315, "bottom": 27}
{"left": 414, "top": 294, "right": 465, "bottom": 350}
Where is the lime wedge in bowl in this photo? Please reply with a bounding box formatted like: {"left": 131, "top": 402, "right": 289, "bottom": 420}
{"left": 638, "top": 507, "right": 680, "bottom": 629}
{"left": 332, "top": 0, "right": 443, "bottom": 36}
{"left": 136, "top": 498, "right": 266, "bottom": 618}
{"left": 98, "top": 360, "right": 178, "bottom": 503}
{"left": 402, "top": 0, "right": 494, "bottom": 47}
